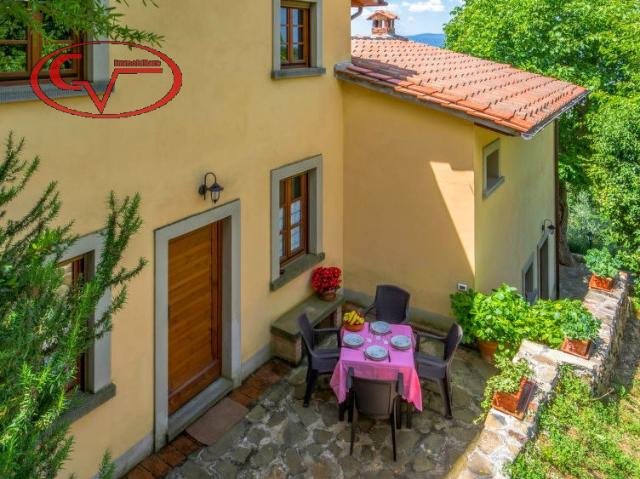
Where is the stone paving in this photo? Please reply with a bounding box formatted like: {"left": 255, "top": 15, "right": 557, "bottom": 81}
{"left": 166, "top": 343, "right": 494, "bottom": 479}
{"left": 559, "top": 263, "right": 590, "bottom": 300}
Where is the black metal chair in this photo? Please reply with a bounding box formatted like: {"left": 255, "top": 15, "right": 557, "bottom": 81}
{"left": 347, "top": 368, "right": 404, "bottom": 461}
{"left": 298, "top": 314, "right": 341, "bottom": 407}
{"left": 363, "top": 285, "right": 411, "bottom": 324}
{"left": 413, "top": 324, "right": 463, "bottom": 421}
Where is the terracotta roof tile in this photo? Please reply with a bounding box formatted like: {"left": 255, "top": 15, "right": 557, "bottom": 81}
{"left": 339, "top": 38, "right": 589, "bottom": 137}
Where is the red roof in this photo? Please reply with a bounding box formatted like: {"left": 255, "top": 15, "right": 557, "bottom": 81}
{"left": 337, "top": 38, "right": 589, "bottom": 138}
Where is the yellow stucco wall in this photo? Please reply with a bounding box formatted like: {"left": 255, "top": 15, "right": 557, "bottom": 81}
{"left": 0, "top": 2, "right": 352, "bottom": 477}
{"left": 342, "top": 84, "right": 476, "bottom": 318}
{"left": 342, "top": 83, "right": 557, "bottom": 318}
{"left": 473, "top": 125, "right": 556, "bottom": 296}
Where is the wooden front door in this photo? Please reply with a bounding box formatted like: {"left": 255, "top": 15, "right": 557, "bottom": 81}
{"left": 168, "top": 223, "right": 222, "bottom": 414}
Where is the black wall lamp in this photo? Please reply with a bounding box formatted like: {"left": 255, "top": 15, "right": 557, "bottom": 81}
{"left": 542, "top": 219, "right": 556, "bottom": 235}
{"left": 198, "top": 172, "right": 224, "bottom": 204}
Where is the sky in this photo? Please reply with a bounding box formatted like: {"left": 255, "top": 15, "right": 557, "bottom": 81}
{"left": 351, "top": 0, "right": 462, "bottom": 36}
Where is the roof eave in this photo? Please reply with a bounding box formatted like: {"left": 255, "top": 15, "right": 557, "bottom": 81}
{"left": 335, "top": 63, "right": 522, "bottom": 137}
{"left": 336, "top": 62, "right": 591, "bottom": 140}
{"left": 519, "top": 90, "right": 590, "bottom": 140}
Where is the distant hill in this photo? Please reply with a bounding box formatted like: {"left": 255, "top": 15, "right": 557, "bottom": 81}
{"left": 407, "top": 33, "right": 446, "bottom": 48}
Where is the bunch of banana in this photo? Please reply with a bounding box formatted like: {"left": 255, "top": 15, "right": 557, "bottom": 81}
{"left": 343, "top": 310, "right": 365, "bottom": 327}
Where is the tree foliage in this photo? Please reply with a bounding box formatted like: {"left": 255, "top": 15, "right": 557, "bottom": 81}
{"left": 0, "top": 0, "right": 163, "bottom": 46}
{"left": 0, "top": 133, "right": 146, "bottom": 478}
{"left": 445, "top": 0, "right": 640, "bottom": 269}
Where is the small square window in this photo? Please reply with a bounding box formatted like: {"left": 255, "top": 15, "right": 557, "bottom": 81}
{"left": 272, "top": 0, "right": 325, "bottom": 79}
{"left": 483, "top": 140, "right": 504, "bottom": 197}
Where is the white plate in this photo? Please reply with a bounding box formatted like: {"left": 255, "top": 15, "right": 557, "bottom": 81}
{"left": 371, "top": 321, "right": 391, "bottom": 335}
{"left": 343, "top": 333, "right": 365, "bottom": 348}
{"left": 390, "top": 335, "right": 412, "bottom": 350}
{"left": 365, "top": 345, "right": 388, "bottom": 361}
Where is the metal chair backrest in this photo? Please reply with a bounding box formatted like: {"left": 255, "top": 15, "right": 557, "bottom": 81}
{"left": 374, "top": 285, "right": 410, "bottom": 324}
{"left": 298, "top": 314, "right": 316, "bottom": 360}
{"left": 444, "top": 324, "right": 463, "bottom": 365}
{"left": 348, "top": 369, "right": 403, "bottom": 418}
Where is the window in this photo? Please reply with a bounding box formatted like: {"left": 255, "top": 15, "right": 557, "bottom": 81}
{"left": 59, "top": 253, "right": 91, "bottom": 393}
{"left": 279, "top": 172, "right": 309, "bottom": 266}
{"left": 483, "top": 140, "right": 504, "bottom": 197}
{"left": 272, "top": 0, "right": 325, "bottom": 79}
{"left": 271, "top": 155, "right": 324, "bottom": 290}
{"left": 280, "top": 3, "right": 310, "bottom": 68}
{"left": 0, "top": 12, "right": 84, "bottom": 85}
{"left": 57, "top": 233, "right": 115, "bottom": 423}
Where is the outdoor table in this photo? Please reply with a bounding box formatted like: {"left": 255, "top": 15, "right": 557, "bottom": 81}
{"left": 329, "top": 323, "right": 423, "bottom": 411}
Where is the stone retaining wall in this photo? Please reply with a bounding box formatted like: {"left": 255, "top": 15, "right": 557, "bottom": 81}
{"left": 448, "top": 272, "right": 633, "bottom": 479}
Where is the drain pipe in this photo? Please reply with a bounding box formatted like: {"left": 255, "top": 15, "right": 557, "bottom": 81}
{"left": 351, "top": 7, "right": 364, "bottom": 20}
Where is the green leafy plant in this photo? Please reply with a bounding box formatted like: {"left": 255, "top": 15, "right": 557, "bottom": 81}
{"left": 0, "top": 133, "right": 145, "bottom": 478}
{"left": 450, "top": 288, "right": 476, "bottom": 344}
{"left": 470, "top": 284, "right": 528, "bottom": 354}
{"left": 557, "top": 300, "right": 601, "bottom": 341}
{"left": 509, "top": 367, "right": 640, "bottom": 478}
{"left": 480, "top": 356, "right": 533, "bottom": 414}
{"left": 523, "top": 300, "right": 565, "bottom": 349}
{"left": 585, "top": 247, "right": 622, "bottom": 278}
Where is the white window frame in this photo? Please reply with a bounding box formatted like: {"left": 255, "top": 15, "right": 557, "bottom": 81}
{"left": 482, "top": 139, "right": 505, "bottom": 198}
{"left": 271, "top": 0, "right": 326, "bottom": 79}
{"left": 58, "top": 231, "right": 112, "bottom": 395}
{"left": 270, "top": 155, "right": 324, "bottom": 289}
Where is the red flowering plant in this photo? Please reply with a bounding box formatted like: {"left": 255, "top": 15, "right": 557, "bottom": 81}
{"left": 311, "top": 266, "right": 342, "bottom": 293}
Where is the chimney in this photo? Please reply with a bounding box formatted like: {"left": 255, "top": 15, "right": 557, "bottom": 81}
{"left": 367, "top": 10, "right": 399, "bottom": 36}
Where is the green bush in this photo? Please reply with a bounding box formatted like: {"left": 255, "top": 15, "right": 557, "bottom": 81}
{"left": 450, "top": 285, "right": 602, "bottom": 356}
{"left": 523, "top": 300, "right": 565, "bottom": 348}
{"left": 470, "top": 285, "right": 528, "bottom": 355}
{"left": 585, "top": 247, "right": 622, "bottom": 278}
{"left": 526, "top": 299, "right": 600, "bottom": 345}
{"left": 450, "top": 288, "right": 476, "bottom": 344}
{"left": 567, "top": 190, "right": 608, "bottom": 255}
{"left": 509, "top": 367, "right": 640, "bottom": 478}
{"left": 480, "top": 356, "right": 532, "bottom": 414}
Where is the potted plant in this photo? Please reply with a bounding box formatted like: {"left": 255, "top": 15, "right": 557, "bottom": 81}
{"left": 311, "top": 266, "right": 342, "bottom": 301}
{"left": 450, "top": 288, "right": 477, "bottom": 344}
{"left": 342, "top": 310, "right": 365, "bottom": 332}
{"left": 471, "top": 285, "right": 528, "bottom": 363}
{"left": 481, "top": 357, "right": 534, "bottom": 420}
{"left": 555, "top": 300, "right": 601, "bottom": 358}
{"left": 585, "top": 248, "right": 621, "bottom": 292}
{"left": 523, "top": 300, "right": 565, "bottom": 349}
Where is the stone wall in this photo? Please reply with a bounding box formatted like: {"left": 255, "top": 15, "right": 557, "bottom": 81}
{"left": 448, "top": 272, "right": 633, "bottom": 479}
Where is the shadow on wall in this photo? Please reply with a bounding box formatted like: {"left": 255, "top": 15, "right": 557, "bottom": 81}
{"left": 343, "top": 83, "right": 475, "bottom": 323}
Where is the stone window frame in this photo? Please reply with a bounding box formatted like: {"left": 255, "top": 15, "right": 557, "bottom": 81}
{"left": 271, "top": 0, "right": 326, "bottom": 80}
{"left": 482, "top": 139, "right": 505, "bottom": 198}
{"left": 0, "top": 0, "right": 111, "bottom": 104}
{"left": 270, "top": 155, "right": 324, "bottom": 290}
{"left": 58, "top": 231, "right": 115, "bottom": 424}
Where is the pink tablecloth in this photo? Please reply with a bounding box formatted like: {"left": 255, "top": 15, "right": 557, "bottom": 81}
{"left": 329, "top": 324, "right": 423, "bottom": 411}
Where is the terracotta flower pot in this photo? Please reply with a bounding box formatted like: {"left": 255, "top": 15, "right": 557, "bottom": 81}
{"left": 492, "top": 378, "right": 535, "bottom": 420}
{"left": 589, "top": 274, "right": 614, "bottom": 292}
{"left": 478, "top": 340, "right": 499, "bottom": 363}
{"left": 318, "top": 290, "right": 337, "bottom": 302}
{"left": 561, "top": 338, "right": 592, "bottom": 359}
